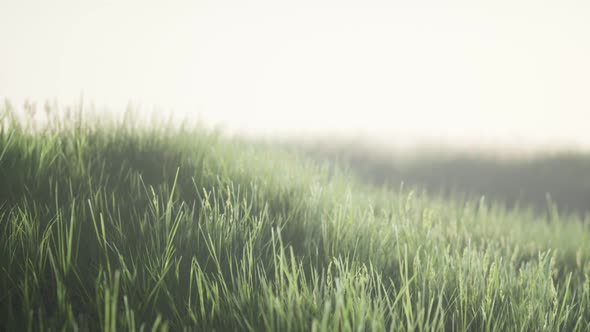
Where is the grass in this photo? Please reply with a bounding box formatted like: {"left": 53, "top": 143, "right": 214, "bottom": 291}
{"left": 294, "top": 139, "right": 590, "bottom": 217}
{"left": 1, "top": 101, "right": 590, "bottom": 331}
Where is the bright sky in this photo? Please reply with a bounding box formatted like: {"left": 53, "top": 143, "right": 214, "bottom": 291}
{"left": 1, "top": 0, "right": 589, "bottom": 149}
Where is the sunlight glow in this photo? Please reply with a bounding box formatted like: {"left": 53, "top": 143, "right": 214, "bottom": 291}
{"left": 1, "top": 0, "right": 589, "bottom": 148}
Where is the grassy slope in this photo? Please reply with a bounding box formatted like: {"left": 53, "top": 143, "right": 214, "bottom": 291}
{"left": 1, "top": 107, "right": 590, "bottom": 331}
{"left": 295, "top": 140, "right": 590, "bottom": 217}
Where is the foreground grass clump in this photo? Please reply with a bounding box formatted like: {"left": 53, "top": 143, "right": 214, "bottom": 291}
{"left": 1, "top": 105, "right": 590, "bottom": 331}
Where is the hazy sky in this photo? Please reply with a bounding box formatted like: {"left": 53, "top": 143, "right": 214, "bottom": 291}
{"left": 1, "top": 0, "right": 589, "bottom": 148}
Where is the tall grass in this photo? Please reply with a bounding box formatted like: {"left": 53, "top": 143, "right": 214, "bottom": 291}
{"left": 1, "top": 102, "right": 590, "bottom": 331}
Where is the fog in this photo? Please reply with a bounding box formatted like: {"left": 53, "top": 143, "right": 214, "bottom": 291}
{"left": 2, "top": 0, "right": 590, "bottom": 150}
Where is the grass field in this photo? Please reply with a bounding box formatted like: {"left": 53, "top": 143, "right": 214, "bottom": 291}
{"left": 294, "top": 139, "right": 590, "bottom": 217}
{"left": 1, "top": 103, "right": 590, "bottom": 331}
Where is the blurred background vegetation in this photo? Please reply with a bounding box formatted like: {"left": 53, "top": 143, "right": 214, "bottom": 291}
{"left": 291, "top": 139, "right": 590, "bottom": 217}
